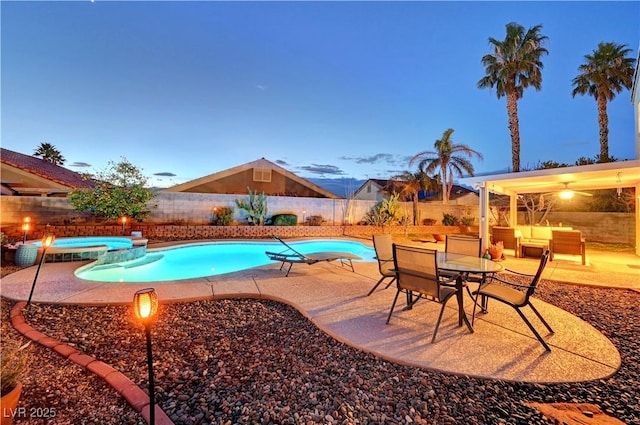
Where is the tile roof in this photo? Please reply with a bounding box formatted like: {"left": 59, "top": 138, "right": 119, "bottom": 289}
{"left": 0, "top": 148, "right": 94, "bottom": 189}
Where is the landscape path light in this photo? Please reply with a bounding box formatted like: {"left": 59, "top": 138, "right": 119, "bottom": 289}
{"left": 121, "top": 216, "right": 127, "bottom": 235}
{"left": 26, "top": 235, "right": 55, "bottom": 307}
{"left": 133, "top": 288, "right": 159, "bottom": 425}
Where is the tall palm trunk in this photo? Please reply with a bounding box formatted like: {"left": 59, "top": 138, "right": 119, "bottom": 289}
{"left": 596, "top": 92, "right": 609, "bottom": 161}
{"left": 506, "top": 89, "right": 521, "bottom": 172}
{"left": 440, "top": 164, "right": 449, "bottom": 204}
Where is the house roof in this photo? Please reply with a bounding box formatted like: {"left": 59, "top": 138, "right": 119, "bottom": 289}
{"left": 0, "top": 147, "right": 93, "bottom": 195}
{"left": 354, "top": 178, "right": 477, "bottom": 200}
{"left": 163, "top": 158, "right": 339, "bottom": 198}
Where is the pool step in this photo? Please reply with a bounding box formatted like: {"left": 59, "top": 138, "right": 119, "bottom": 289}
{"left": 91, "top": 254, "right": 164, "bottom": 271}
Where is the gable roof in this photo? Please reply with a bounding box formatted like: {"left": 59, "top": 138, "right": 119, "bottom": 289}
{"left": 354, "top": 178, "right": 477, "bottom": 201}
{"left": 163, "top": 158, "right": 339, "bottom": 198}
{"left": 1, "top": 147, "right": 93, "bottom": 195}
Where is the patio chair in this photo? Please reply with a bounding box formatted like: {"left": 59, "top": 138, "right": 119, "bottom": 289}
{"left": 471, "top": 250, "right": 554, "bottom": 351}
{"left": 366, "top": 234, "right": 396, "bottom": 296}
{"left": 491, "top": 227, "right": 521, "bottom": 257}
{"left": 386, "top": 244, "right": 462, "bottom": 343}
{"left": 550, "top": 230, "right": 586, "bottom": 265}
{"left": 266, "top": 235, "right": 362, "bottom": 277}
{"left": 441, "top": 235, "right": 484, "bottom": 288}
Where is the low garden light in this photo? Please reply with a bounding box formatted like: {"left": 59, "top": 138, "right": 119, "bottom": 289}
{"left": 26, "top": 235, "right": 55, "bottom": 307}
{"left": 133, "top": 288, "right": 159, "bottom": 425}
{"left": 121, "top": 216, "right": 127, "bottom": 235}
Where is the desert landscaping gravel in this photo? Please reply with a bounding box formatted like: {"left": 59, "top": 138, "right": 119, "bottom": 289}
{"left": 2, "top": 266, "right": 639, "bottom": 425}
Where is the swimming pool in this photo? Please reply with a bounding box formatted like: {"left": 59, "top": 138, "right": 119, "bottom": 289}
{"left": 75, "top": 239, "right": 376, "bottom": 282}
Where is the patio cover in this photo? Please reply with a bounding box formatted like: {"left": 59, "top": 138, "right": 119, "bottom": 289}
{"left": 458, "top": 160, "right": 640, "bottom": 256}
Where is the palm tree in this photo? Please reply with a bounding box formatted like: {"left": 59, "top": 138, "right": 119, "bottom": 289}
{"left": 409, "top": 128, "right": 483, "bottom": 204}
{"left": 571, "top": 42, "right": 636, "bottom": 162}
{"left": 388, "top": 169, "right": 436, "bottom": 225}
{"left": 477, "top": 22, "right": 548, "bottom": 172}
{"left": 33, "top": 142, "right": 66, "bottom": 165}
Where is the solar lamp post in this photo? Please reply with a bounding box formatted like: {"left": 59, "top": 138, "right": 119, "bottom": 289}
{"left": 133, "top": 288, "right": 159, "bottom": 425}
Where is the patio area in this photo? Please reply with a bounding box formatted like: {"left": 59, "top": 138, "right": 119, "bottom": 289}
{"left": 2, "top": 239, "right": 636, "bottom": 385}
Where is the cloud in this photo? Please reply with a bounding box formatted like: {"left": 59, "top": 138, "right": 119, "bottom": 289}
{"left": 154, "top": 172, "right": 176, "bottom": 177}
{"left": 340, "top": 153, "right": 411, "bottom": 169}
{"left": 275, "top": 159, "right": 289, "bottom": 166}
{"left": 340, "top": 153, "right": 396, "bottom": 165}
{"left": 297, "top": 164, "right": 345, "bottom": 176}
{"left": 255, "top": 84, "right": 268, "bottom": 91}
{"left": 69, "top": 162, "right": 91, "bottom": 168}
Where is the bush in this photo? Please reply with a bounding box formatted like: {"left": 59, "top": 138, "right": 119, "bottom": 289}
{"left": 1, "top": 338, "right": 31, "bottom": 394}
{"left": 271, "top": 214, "right": 298, "bottom": 226}
{"left": 460, "top": 216, "right": 475, "bottom": 226}
{"left": 235, "top": 187, "right": 268, "bottom": 226}
{"left": 442, "top": 213, "right": 459, "bottom": 226}
{"left": 364, "top": 194, "right": 404, "bottom": 226}
{"left": 422, "top": 218, "right": 437, "bottom": 225}
{"left": 211, "top": 207, "right": 234, "bottom": 226}
{"left": 305, "top": 215, "right": 324, "bottom": 226}
{"left": 68, "top": 157, "right": 156, "bottom": 222}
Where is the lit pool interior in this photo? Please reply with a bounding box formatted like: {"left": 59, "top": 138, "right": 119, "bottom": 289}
{"left": 75, "top": 239, "right": 376, "bottom": 282}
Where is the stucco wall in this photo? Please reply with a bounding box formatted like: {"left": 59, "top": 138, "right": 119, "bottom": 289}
{"left": 1, "top": 194, "right": 634, "bottom": 244}
{"left": 0, "top": 193, "right": 468, "bottom": 227}
{"left": 521, "top": 212, "right": 635, "bottom": 245}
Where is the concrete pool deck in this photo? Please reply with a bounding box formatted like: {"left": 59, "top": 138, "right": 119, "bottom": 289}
{"left": 2, "top": 238, "right": 637, "bottom": 385}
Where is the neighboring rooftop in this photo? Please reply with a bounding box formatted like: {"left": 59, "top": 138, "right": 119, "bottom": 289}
{"left": 0, "top": 147, "right": 94, "bottom": 196}
{"left": 163, "top": 157, "right": 339, "bottom": 198}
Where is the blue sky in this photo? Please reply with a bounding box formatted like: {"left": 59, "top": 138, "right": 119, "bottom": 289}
{"left": 2, "top": 1, "right": 638, "bottom": 189}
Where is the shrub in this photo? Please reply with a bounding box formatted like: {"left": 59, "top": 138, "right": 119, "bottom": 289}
{"left": 1, "top": 338, "right": 31, "bottom": 394}
{"left": 211, "top": 207, "right": 234, "bottom": 226}
{"left": 235, "top": 187, "right": 268, "bottom": 226}
{"left": 305, "top": 215, "right": 324, "bottom": 226}
{"left": 271, "top": 213, "right": 298, "bottom": 226}
{"left": 422, "top": 218, "right": 437, "bottom": 225}
{"left": 460, "top": 216, "right": 475, "bottom": 226}
{"left": 442, "top": 213, "right": 459, "bottom": 226}
{"left": 364, "top": 194, "right": 404, "bottom": 226}
{"left": 69, "top": 157, "right": 156, "bottom": 222}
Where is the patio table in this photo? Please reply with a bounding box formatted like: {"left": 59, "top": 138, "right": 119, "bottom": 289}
{"left": 437, "top": 252, "right": 504, "bottom": 329}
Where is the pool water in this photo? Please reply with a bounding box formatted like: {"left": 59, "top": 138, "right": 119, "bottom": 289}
{"left": 75, "top": 239, "right": 376, "bottom": 282}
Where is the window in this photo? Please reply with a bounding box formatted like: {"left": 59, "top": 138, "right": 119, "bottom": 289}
{"left": 253, "top": 168, "right": 272, "bottom": 182}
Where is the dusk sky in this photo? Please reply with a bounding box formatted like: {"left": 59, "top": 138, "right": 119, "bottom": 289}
{"left": 2, "top": 1, "right": 638, "bottom": 190}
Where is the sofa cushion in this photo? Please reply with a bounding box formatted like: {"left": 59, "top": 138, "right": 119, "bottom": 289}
{"left": 515, "top": 226, "right": 531, "bottom": 239}
{"left": 531, "top": 226, "right": 552, "bottom": 241}
{"left": 516, "top": 226, "right": 574, "bottom": 243}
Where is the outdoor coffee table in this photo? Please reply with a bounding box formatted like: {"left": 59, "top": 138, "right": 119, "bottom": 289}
{"left": 521, "top": 241, "right": 548, "bottom": 258}
{"left": 437, "top": 252, "right": 504, "bottom": 329}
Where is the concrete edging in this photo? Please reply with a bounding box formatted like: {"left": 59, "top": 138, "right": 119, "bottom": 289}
{"left": 9, "top": 301, "right": 174, "bottom": 425}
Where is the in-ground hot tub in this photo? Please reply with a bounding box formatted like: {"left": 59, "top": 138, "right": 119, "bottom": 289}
{"left": 29, "top": 236, "right": 148, "bottom": 264}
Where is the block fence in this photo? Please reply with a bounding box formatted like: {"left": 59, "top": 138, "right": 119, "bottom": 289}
{"left": 0, "top": 193, "right": 634, "bottom": 244}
